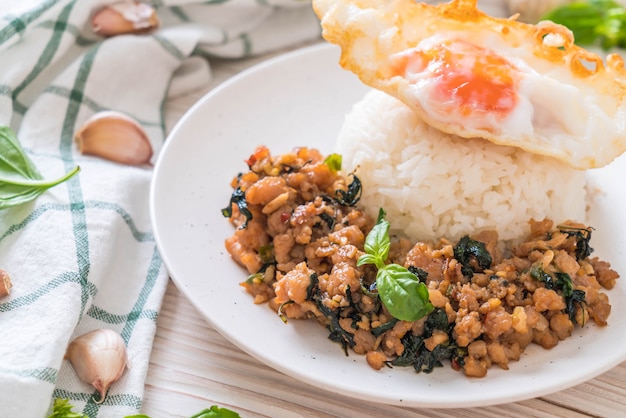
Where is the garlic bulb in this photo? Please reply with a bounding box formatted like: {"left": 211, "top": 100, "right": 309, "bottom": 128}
{"left": 64, "top": 329, "right": 129, "bottom": 404}
{"left": 506, "top": 0, "right": 576, "bottom": 23}
{"left": 92, "top": 1, "right": 159, "bottom": 37}
{"left": 75, "top": 110, "right": 153, "bottom": 165}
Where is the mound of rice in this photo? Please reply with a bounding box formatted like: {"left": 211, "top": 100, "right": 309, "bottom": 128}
{"left": 336, "top": 90, "right": 587, "bottom": 242}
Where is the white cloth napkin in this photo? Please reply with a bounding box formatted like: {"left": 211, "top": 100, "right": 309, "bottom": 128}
{"left": 0, "top": 1, "right": 320, "bottom": 417}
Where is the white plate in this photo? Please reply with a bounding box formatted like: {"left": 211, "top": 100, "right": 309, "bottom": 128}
{"left": 150, "top": 43, "right": 626, "bottom": 408}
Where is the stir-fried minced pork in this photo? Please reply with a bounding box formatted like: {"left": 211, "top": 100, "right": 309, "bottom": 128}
{"left": 222, "top": 146, "right": 620, "bottom": 378}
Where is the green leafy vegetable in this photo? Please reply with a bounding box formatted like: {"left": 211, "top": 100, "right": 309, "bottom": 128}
{"left": 308, "top": 277, "right": 362, "bottom": 355}
{"left": 357, "top": 209, "right": 434, "bottom": 321}
{"left": 453, "top": 235, "right": 493, "bottom": 278}
{"left": 389, "top": 308, "right": 466, "bottom": 373}
{"left": 376, "top": 264, "right": 433, "bottom": 321}
{"left": 530, "top": 265, "right": 587, "bottom": 321}
{"left": 49, "top": 399, "right": 240, "bottom": 418}
{"left": 189, "top": 405, "right": 241, "bottom": 418}
{"left": 319, "top": 212, "right": 336, "bottom": 231}
{"left": 310, "top": 284, "right": 356, "bottom": 354}
{"left": 407, "top": 265, "right": 428, "bottom": 282}
{"left": 48, "top": 399, "right": 87, "bottom": 418}
{"left": 221, "top": 185, "right": 253, "bottom": 229}
{"left": 371, "top": 318, "right": 398, "bottom": 337}
{"left": 306, "top": 272, "right": 319, "bottom": 300}
{"left": 542, "top": 0, "right": 626, "bottom": 50}
{"left": 245, "top": 248, "right": 275, "bottom": 284}
{"left": 245, "top": 272, "right": 265, "bottom": 284}
{"left": 335, "top": 173, "right": 362, "bottom": 206}
{"left": 558, "top": 224, "right": 594, "bottom": 260}
{"left": 258, "top": 244, "right": 275, "bottom": 264}
{"left": 278, "top": 300, "right": 295, "bottom": 323}
{"left": 0, "top": 126, "right": 80, "bottom": 209}
{"left": 323, "top": 153, "right": 342, "bottom": 173}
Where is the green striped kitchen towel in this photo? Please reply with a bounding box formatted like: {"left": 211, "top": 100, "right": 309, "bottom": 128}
{"left": 0, "top": 1, "right": 320, "bottom": 417}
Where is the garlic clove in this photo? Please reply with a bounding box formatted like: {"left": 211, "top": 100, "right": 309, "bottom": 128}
{"left": 65, "top": 329, "right": 129, "bottom": 404}
{"left": 75, "top": 110, "right": 153, "bottom": 166}
{"left": 92, "top": 1, "right": 159, "bottom": 37}
{"left": 0, "top": 269, "right": 12, "bottom": 299}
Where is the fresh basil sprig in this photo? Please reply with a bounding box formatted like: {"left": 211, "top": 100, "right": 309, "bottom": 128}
{"left": 50, "top": 398, "right": 242, "bottom": 418}
{"left": 48, "top": 398, "right": 86, "bottom": 418}
{"left": 542, "top": 0, "right": 626, "bottom": 50}
{"left": 125, "top": 405, "right": 241, "bottom": 418}
{"left": 0, "top": 125, "right": 80, "bottom": 209}
{"left": 357, "top": 209, "right": 433, "bottom": 322}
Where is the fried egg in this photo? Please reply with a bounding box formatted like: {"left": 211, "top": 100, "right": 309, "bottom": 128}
{"left": 313, "top": 0, "right": 626, "bottom": 169}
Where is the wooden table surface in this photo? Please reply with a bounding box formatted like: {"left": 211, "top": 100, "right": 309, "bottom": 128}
{"left": 142, "top": 2, "right": 626, "bottom": 416}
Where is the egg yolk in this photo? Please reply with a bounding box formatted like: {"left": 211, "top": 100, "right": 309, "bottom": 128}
{"left": 391, "top": 40, "right": 519, "bottom": 119}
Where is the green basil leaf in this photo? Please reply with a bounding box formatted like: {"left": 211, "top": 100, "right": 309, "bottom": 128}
{"left": 189, "top": 405, "right": 241, "bottom": 418}
{"left": 48, "top": 398, "right": 87, "bottom": 418}
{"left": 0, "top": 125, "right": 42, "bottom": 179}
{"left": 376, "top": 264, "right": 433, "bottom": 322}
{"left": 356, "top": 253, "right": 378, "bottom": 267}
{"left": 363, "top": 208, "right": 390, "bottom": 265}
{"left": 0, "top": 166, "right": 80, "bottom": 209}
{"left": 0, "top": 126, "right": 80, "bottom": 209}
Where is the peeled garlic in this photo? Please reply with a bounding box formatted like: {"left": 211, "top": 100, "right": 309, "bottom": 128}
{"left": 65, "top": 329, "right": 129, "bottom": 404}
{"left": 75, "top": 110, "right": 153, "bottom": 165}
{"left": 92, "top": 1, "right": 159, "bottom": 37}
{"left": 506, "top": 0, "right": 576, "bottom": 23}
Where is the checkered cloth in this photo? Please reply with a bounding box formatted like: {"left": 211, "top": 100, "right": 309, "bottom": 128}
{"left": 0, "top": 1, "right": 320, "bottom": 417}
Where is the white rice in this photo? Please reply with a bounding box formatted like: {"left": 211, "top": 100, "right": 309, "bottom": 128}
{"left": 336, "top": 90, "right": 587, "bottom": 242}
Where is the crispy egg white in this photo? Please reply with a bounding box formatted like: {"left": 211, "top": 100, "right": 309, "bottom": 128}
{"left": 313, "top": 0, "right": 626, "bottom": 169}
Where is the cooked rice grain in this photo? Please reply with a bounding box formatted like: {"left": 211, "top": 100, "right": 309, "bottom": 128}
{"left": 336, "top": 90, "right": 586, "bottom": 242}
